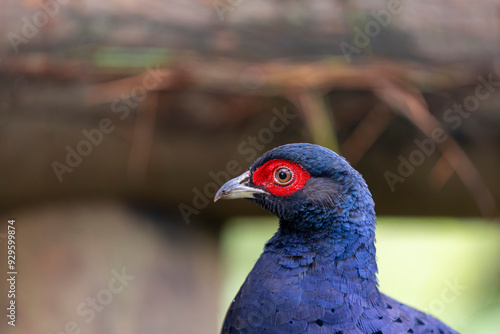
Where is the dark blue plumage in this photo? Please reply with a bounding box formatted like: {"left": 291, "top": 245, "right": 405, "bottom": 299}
{"left": 215, "top": 143, "right": 459, "bottom": 334}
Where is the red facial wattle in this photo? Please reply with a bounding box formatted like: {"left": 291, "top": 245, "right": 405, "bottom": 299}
{"left": 252, "top": 159, "right": 311, "bottom": 196}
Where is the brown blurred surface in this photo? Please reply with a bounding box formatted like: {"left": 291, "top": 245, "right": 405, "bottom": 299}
{"left": 0, "top": 202, "right": 221, "bottom": 334}
{"left": 1, "top": 1, "right": 500, "bottom": 333}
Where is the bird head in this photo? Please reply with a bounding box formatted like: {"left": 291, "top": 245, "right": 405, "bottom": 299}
{"left": 215, "top": 143, "right": 375, "bottom": 233}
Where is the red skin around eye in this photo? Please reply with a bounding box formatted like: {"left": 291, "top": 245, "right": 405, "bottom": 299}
{"left": 252, "top": 159, "right": 311, "bottom": 196}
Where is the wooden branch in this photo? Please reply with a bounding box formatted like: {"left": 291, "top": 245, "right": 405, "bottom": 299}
{"left": 371, "top": 78, "right": 498, "bottom": 217}
{"left": 1, "top": 54, "right": 482, "bottom": 96}
{"left": 340, "top": 103, "right": 396, "bottom": 165}
{"left": 429, "top": 155, "right": 455, "bottom": 190}
{"left": 127, "top": 91, "right": 160, "bottom": 185}
{"left": 291, "top": 89, "right": 340, "bottom": 152}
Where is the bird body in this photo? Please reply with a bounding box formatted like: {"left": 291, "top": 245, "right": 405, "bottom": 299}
{"left": 215, "top": 143, "right": 459, "bottom": 334}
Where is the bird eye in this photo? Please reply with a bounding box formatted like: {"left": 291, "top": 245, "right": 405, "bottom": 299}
{"left": 274, "top": 168, "right": 293, "bottom": 185}
{"left": 252, "top": 159, "right": 310, "bottom": 196}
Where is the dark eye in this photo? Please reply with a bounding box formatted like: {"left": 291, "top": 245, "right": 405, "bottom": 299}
{"left": 274, "top": 168, "right": 293, "bottom": 185}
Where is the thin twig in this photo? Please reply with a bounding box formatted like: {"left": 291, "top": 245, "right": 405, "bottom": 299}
{"left": 127, "top": 91, "right": 160, "bottom": 185}
{"left": 340, "top": 103, "right": 396, "bottom": 165}
{"left": 429, "top": 155, "right": 455, "bottom": 190}
{"left": 371, "top": 78, "right": 497, "bottom": 217}
{"left": 291, "top": 89, "right": 340, "bottom": 152}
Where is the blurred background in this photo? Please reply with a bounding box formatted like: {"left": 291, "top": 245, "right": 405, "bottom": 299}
{"left": 0, "top": 0, "right": 500, "bottom": 333}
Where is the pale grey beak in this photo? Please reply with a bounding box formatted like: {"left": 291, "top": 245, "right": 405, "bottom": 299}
{"left": 214, "top": 171, "right": 268, "bottom": 202}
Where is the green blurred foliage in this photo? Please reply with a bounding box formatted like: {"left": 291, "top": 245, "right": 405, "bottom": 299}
{"left": 220, "top": 217, "right": 500, "bottom": 334}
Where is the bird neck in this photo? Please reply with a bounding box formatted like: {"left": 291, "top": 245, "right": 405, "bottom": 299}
{"left": 267, "top": 213, "right": 379, "bottom": 286}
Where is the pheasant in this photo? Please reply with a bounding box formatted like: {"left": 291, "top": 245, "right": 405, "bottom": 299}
{"left": 215, "top": 143, "right": 458, "bottom": 334}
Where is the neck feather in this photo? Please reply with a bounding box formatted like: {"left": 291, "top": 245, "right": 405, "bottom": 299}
{"left": 266, "top": 209, "right": 379, "bottom": 285}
